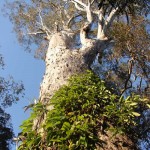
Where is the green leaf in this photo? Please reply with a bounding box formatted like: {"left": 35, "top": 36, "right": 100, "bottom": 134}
{"left": 61, "top": 122, "right": 71, "bottom": 131}
{"left": 132, "top": 112, "right": 141, "bottom": 117}
{"left": 146, "top": 104, "right": 150, "bottom": 108}
{"left": 119, "top": 95, "right": 124, "bottom": 103}
{"left": 141, "top": 98, "right": 149, "bottom": 102}
{"left": 129, "top": 102, "right": 138, "bottom": 106}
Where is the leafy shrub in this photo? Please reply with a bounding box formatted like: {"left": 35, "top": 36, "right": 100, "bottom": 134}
{"left": 19, "top": 71, "right": 150, "bottom": 150}
{"left": 18, "top": 102, "right": 46, "bottom": 150}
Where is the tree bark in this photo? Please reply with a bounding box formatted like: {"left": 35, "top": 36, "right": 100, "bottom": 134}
{"left": 39, "top": 31, "right": 88, "bottom": 104}
{"left": 39, "top": 28, "right": 110, "bottom": 105}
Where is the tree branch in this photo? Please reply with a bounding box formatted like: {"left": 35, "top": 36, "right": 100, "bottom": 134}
{"left": 97, "top": 8, "right": 106, "bottom": 39}
{"left": 121, "top": 58, "right": 134, "bottom": 94}
{"left": 38, "top": 8, "right": 44, "bottom": 27}
{"left": 67, "top": 14, "right": 82, "bottom": 28}
{"left": 91, "top": 0, "right": 95, "bottom": 5}
{"left": 70, "top": 1, "right": 85, "bottom": 11}
{"left": 71, "top": 0, "right": 93, "bottom": 23}
{"left": 27, "top": 31, "right": 45, "bottom": 36}
{"left": 71, "top": 0, "right": 87, "bottom": 8}
{"left": 35, "top": 8, "right": 51, "bottom": 39}
{"left": 86, "top": 0, "right": 93, "bottom": 23}
{"left": 97, "top": 7, "right": 118, "bottom": 39}
{"left": 105, "top": 7, "right": 119, "bottom": 29}
{"left": 73, "top": 2, "right": 85, "bottom": 11}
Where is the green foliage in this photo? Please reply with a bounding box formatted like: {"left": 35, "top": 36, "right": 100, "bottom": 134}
{"left": 19, "top": 102, "right": 46, "bottom": 150}
{"left": 97, "top": 0, "right": 150, "bottom": 16}
{"left": 0, "top": 108, "right": 14, "bottom": 150}
{"left": 19, "top": 71, "right": 150, "bottom": 149}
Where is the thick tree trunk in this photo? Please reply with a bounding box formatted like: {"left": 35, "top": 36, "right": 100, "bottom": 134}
{"left": 39, "top": 32, "right": 88, "bottom": 104}
{"left": 34, "top": 26, "right": 108, "bottom": 129}
{"left": 39, "top": 29, "right": 109, "bottom": 104}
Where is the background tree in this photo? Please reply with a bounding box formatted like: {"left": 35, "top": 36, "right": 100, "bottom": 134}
{"left": 5, "top": 0, "right": 150, "bottom": 149}
{"left": 0, "top": 54, "right": 24, "bottom": 149}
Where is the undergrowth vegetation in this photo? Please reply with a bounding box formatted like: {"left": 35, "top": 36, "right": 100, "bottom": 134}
{"left": 18, "top": 71, "right": 149, "bottom": 150}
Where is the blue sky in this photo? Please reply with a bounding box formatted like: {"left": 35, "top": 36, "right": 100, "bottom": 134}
{"left": 0, "top": 1, "right": 45, "bottom": 148}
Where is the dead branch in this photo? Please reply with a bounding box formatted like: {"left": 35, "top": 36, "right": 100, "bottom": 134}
{"left": 27, "top": 31, "right": 45, "bottom": 36}
{"left": 67, "top": 14, "right": 82, "bottom": 28}
{"left": 121, "top": 58, "right": 134, "bottom": 94}
{"left": 91, "top": 0, "right": 95, "bottom": 5}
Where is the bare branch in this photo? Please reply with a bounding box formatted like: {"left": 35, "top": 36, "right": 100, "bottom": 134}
{"left": 26, "top": 8, "right": 51, "bottom": 40}
{"left": 97, "top": 7, "right": 118, "bottom": 39}
{"left": 71, "top": 1, "right": 85, "bottom": 11}
{"left": 121, "top": 58, "right": 134, "bottom": 94}
{"left": 67, "top": 14, "right": 82, "bottom": 28}
{"left": 38, "top": 8, "right": 44, "bottom": 27}
{"left": 64, "top": 9, "right": 71, "bottom": 20}
{"left": 86, "top": 0, "right": 93, "bottom": 23}
{"left": 36, "top": 8, "right": 51, "bottom": 38}
{"left": 80, "top": 22, "right": 91, "bottom": 45}
{"left": 105, "top": 7, "right": 119, "bottom": 29}
{"left": 71, "top": 0, "right": 87, "bottom": 8}
{"left": 27, "top": 31, "right": 45, "bottom": 36}
{"left": 70, "top": 0, "right": 93, "bottom": 23}
{"left": 23, "top": 103, "right": 34, "bottom": 112}
{"left": 91, "top": 0, "right": 95, "bottom": 5}
{"left": 97, "top": 8, "right": 106, "bottom": 39}
{"left": 98, "top": 8, "right": 105, "bottom": 25}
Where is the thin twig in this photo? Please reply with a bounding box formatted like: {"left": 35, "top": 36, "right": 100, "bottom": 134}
{"left": 67, "top": 14, "right": 82, "bottom": 28}
{"left": 27, "top": 31, "right": 45, "bottom": 35}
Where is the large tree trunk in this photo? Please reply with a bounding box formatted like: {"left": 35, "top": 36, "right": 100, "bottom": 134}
{"left": 34, "top": 24, "right": 107, "bottom": 128}
{"left": 36, "top": 26, "right": 136, "bottom": 150}
{"left": 39, "top": 32, "right": 88, "bottom": 104}
{"left": 39, "top": 27, "right": 109, "bottom": 104}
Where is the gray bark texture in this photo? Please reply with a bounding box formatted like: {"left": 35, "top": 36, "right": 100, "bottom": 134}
{"left": 39, "top": 26, "right": 109, "bottom": 104}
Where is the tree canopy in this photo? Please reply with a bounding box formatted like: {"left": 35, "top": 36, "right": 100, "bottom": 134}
{"left": 6, "top": 0, "right": 150, "bottom": 56}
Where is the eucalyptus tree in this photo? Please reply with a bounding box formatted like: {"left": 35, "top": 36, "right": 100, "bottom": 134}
{"left": 6, "top": 0, "right": 150, "bottom": 149}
